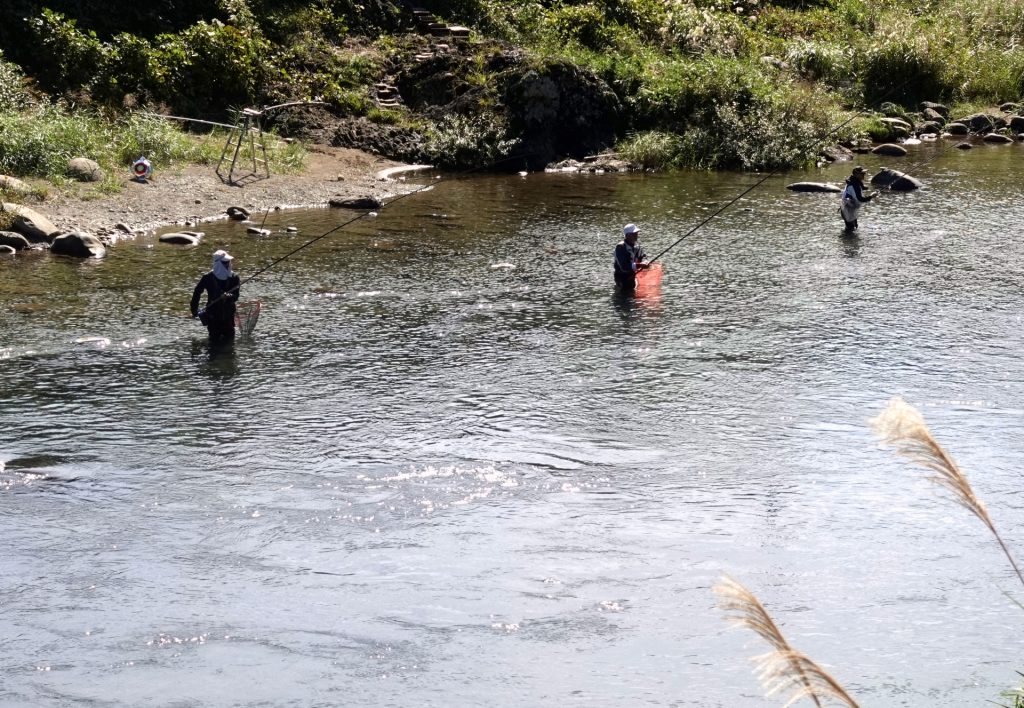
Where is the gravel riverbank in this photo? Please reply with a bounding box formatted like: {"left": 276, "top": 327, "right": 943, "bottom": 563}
{"left": 39, "top": 146, "right": 410, "bottom": 238}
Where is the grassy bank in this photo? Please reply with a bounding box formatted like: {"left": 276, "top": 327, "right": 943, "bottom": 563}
{"left": 0, "top": 0, "right": 1023, "bottom": 175}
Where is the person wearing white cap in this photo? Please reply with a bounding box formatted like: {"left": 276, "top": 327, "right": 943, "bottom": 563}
{"left": 190, "top": 249, "right": 241, "bottom": 343}
{"left": 613, "top": 223, "right": 650, "bottom": 292}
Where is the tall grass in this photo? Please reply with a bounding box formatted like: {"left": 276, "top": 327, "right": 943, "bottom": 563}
{"left": 870, "top": 396, "right": 1024, "bottom": 587}
{"left": 0, "top": 106, "right": 293, "bottom": 181}
{"left": 714, "top": 576, "right": 861, "bottom": 707}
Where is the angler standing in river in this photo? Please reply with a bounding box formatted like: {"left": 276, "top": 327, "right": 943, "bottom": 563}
{"left": 839, "top": 165, "right": 878, "bottom": 235}
{"left": 613, "top": 223, "right": 650, "bottom": 292}
{"left": 190, "top": 249, "right": 240, "bottom": 343}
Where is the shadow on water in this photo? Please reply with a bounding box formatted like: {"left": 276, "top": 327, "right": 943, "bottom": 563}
{"left": 190, "top": 338, "right": 239, "bottom": 379}
{"left": 839, "top": 231, "right": 862, "bottom": 257}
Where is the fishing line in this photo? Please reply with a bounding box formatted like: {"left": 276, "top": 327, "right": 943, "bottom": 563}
{"left": 201, "top": 153, "right": 533, "bottom": 310}
{"left": 646, "top": 73, "right": 942, "bottom": 264}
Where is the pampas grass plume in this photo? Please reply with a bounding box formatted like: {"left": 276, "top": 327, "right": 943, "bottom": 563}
{"left": 869, "top": 396, "right": 1024, "bottom": 587}
{"left": 714, "top": 576, "right": 860, "bottom": 707}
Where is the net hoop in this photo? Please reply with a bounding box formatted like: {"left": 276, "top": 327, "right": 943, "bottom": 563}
{"left": 234, "top": 300, "right": 262, "bottom": 337}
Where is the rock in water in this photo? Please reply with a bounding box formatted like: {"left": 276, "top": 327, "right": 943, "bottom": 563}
{"left": 786, "top": 182, "right": 842, "bottom": 193}
{"left": 870, "top": 167, "right": 923, "bottom": 191}
{"left": 51, "top": 231, "right": 106, "bottom": 258}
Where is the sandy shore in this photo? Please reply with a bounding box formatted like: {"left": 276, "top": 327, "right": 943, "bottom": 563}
{"left": 40, "top": 145, "right": 410, "bottom": 236}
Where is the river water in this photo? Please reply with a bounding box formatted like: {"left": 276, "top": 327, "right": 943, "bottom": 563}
{"left": 2, "top": 141, "right": 1024, "bottom": 707}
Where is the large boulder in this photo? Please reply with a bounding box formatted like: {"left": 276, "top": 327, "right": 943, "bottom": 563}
{"left": 50, "top": 231, "right": 106, "bottom": 258}
{"left": 0, "top": 202, "right": 60, "bottom": 243}
{"left": 1010, "top": 116, "right": 1024, "bottom": 133}
{"left": 958, "top": 113, "right": 994, "bottom": 133}
{"left": 226, "top": 206, "right": 250, "bottom": 220}
{"left": 67, "top": 157, "right": 104, "bottom": 182}
{"left": 503, "top": 59, "right": 621, "bottom": 170}
{"left": 872, "top": 143, "right": 908, "bottom": 156}
{"left": 0, "top": 231, "right": 30, "bottom": 250}
{"left": 921, "top": 107, "right": 946, "bottom": 125}
{"left": 945, "top": 122, "right": 969, "bottom": 135}
{"left": 786, "top": 182, "right": 842, "bottom": 193}
{"left": 870, "top": 167, "right": 922, "bottom": 191}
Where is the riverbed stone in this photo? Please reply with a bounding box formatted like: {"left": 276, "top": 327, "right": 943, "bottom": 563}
{"left": 0, "top": 202, "right": 60, "bottom": 243}
{"left": 329, "top": 196, "right": 382, "bottom": 209}
{"left": 870, "top": 167, "right": 922, "bottom": 191}
{"left": 983, "top": 133, "right": 1014, "bottom": 144}
{"left": 786, "top": 182, "right": 842, "bottom": 193}
{"left": 958, "top": 113, "right": 994, "bottom": 132}
{"left": 227, "top": 206, "right": 250, "bottom": 220}
{"left": 919, "top": 101, "right": 949, "bottom": 117}
{"left": 0, "top": 231, "right": 30, "bottom": 250}
{"left": 921, "top": 108, "right": 945, "bottom": 125}
{"left": 1009, "top": 116, "right": 1024, "bottom": 133}
{"left": 159, "top": 232, "right": 200, "bottom": 245}
{"left": 67, "top": 157, "right": 104, "bottom": 182}
{"left": 871, "top": 143, "right": 908, "bottom": 156}
{"left": 0, "top": 244, "right": 15, "bottom": 256}
{"left": 50, "top": 231, "right": 106, "bottom": 258}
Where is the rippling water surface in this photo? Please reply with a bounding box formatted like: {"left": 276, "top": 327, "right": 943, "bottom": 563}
{"left": 3, "top": 143, "right": 1024, "bottom": 707}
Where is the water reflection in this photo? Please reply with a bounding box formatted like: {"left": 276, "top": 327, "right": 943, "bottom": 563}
{"left": 2, "top": 147, "right": 1024, "bottom": 707}
{"left": 190, "top": 338, "right": 239, "bottom": 378}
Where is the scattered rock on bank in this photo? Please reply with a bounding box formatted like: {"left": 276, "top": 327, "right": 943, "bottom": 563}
{"left": 67, "top": 157, "right": 104, "bottom": 183}
{"left": 51, "top": 231, "right": 106, "bottom": 258}
{"left": 0, "top": 202, "right": 60, "bottom": 243}
{"left": 227, "top": 206, "right": 250, "bottom": 220}
{"left": 0, "top": 231, "right": 31, "bottom": 250}
{"left": 330, "top": 196, "right": 382, "bottom": 209}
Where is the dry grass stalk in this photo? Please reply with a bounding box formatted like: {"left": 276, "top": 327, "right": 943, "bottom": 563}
{"left": 714, "top": 576, "right": 860, "bottom": 707}
{"left": 869, "top": 396, "right": 1024, "bottom": 588}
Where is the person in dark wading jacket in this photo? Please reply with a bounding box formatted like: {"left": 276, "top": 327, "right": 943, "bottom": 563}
{"left": 839, "top": 165, "right": 878, "bottom": 234}
{"left": 191, "top": 249, "right": 240, "bottom": 343}
{"left": 613, "top": 223, "right": 650, "bottom": 292}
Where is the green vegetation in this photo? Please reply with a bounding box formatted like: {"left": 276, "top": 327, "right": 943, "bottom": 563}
{"left": 0, "top": 0, "right": 1023, "bottom": 177}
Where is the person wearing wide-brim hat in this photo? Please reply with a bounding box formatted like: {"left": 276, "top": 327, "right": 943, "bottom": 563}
{"left": 613, "top": 223, "right": 650, "bottom": 292}
{"left": 839, "top": 165, "right": 878, "bottom": 235}
{"left": 190, "top": 249, "right": 241, "bottom": 343}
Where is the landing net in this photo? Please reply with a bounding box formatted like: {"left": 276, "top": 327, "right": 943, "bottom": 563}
{"left": 635, "top": 262, "right": 664, "bottom": 297}
{"left": 235, "top": 300, "right": 262, "bottom": 337}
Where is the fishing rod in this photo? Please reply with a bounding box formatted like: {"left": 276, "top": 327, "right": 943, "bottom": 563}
{"left": 647, "top": 106, "right": 876, "bottom": 265}
{"left": 645, "top": 70, "right": 951, "bottom": 264}
{"left": 874, "top": 119, "right": 1000, "bottom": 192}
{"left": 199, "top": 153, "right": 534, "bottom": 311}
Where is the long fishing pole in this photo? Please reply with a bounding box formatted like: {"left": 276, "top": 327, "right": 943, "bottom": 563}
{"left": 200, "top": 153, "right": 532, "bottom": 310}
{"left": 645, "top": 69, "right": 952, "bottom": 264}
{"left": 647, "top": 107, "right": 875, "bottom": 264}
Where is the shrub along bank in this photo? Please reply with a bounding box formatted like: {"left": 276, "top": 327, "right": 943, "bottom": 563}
{"left": 0, "top": 0, "right": 1023, "bottom": 176}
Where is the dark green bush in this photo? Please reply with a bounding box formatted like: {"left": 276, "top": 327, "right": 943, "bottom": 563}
{"left": 0, "top": 53, "right": 32, "bottom": 113}
{"left": 149, "top": 20, "right": 272, "bottom": 116}
{"left": 25, "top": 9, "right": 106, "bottom": 94}
{"left": 861, "top": 36, "right": 956, "bottom": 106}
